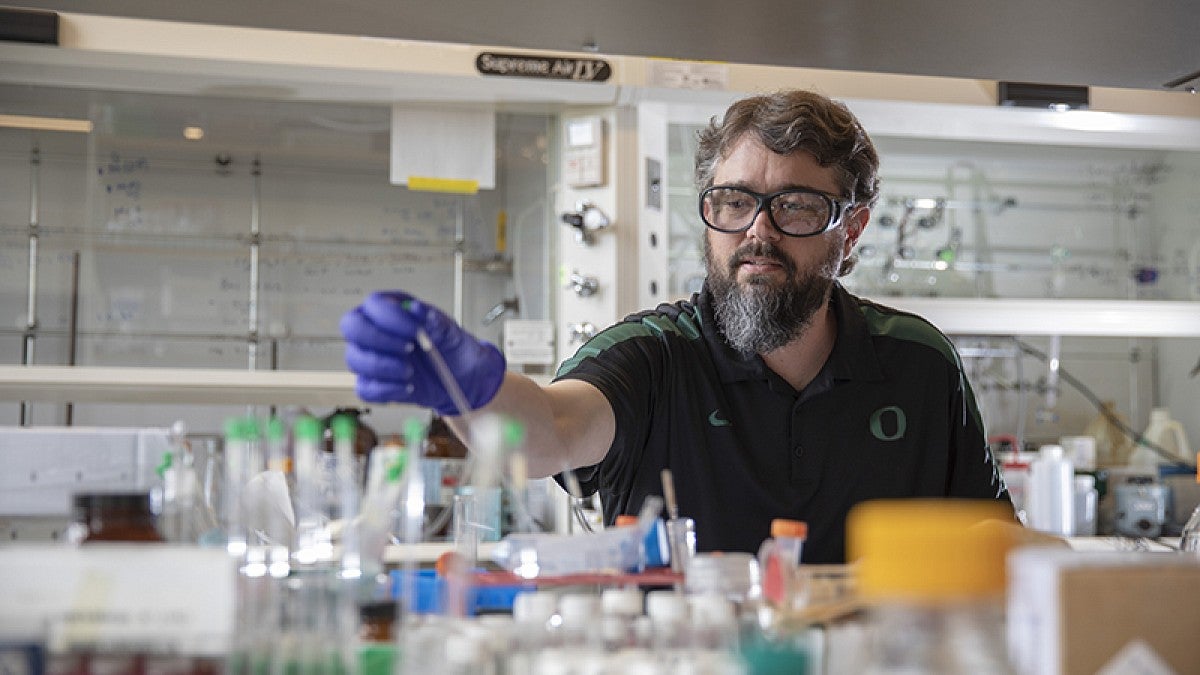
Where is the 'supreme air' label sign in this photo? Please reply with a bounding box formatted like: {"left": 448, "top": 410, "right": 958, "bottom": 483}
{"left": 475, "top": 52, "right": 612, "bottom": 82}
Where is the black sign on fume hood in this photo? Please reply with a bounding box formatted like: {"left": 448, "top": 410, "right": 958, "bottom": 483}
{"left": 476, "top": 52, "right": 612, "bottom": 82}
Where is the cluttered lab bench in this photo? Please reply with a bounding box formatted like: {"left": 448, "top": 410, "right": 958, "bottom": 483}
{"left": 2, "top": 415, "right": 1200, "bottom": 675}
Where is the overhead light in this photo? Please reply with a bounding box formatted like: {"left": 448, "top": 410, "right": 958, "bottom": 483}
{"left": 1043, "top": 110, "right": 1135, "bottom": 133}
{"left": 0, "top": 114, "right": 93, "bottom": 133}
{"left": 998, "top": 81, "right": 1089, "bottom": 111}
{"left": 182, "top": 126, "right": 205, "bottom": 141}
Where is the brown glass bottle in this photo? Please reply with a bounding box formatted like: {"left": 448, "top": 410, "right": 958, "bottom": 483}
{"left": 424, "top": 417, "right": 468, "bottom": 537}
{"left": 358, "top": 600, "right": 399, "bottom": 642}
{"left": 73, "top": 492, "right": 164, "bottom": 543}
{"left": 322, "top": 407, "right": 379, "bottom": 457}
{"left": 322, "top": 407, "right": 379, "bottom": 489}
{"left": 358, "top": 601, "right": 399, "bottom": 675}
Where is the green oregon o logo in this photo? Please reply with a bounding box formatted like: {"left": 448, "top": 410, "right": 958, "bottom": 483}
{"left": 869, "top": 406, "right": 907, "bottom": 441}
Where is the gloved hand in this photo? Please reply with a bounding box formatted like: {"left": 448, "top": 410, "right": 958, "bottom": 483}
{"left": 340, "top": 291, "right": 506, "bottom": 415}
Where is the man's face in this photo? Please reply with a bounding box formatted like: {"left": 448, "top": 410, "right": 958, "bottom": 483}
{"left": 704, "top": 134, "right": 868, "bottom": 355}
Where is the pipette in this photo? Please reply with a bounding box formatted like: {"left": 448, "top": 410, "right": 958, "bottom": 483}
{"left": 413, "top": 327, "right": 508, "bottom": 532}
{"left": 413, "top": 326, "right": 548, "bottom": 547}
{"left": 415, "top": 328, "right": 476, "bottom": 431}
{"left": 661, "top": 468, "right": 679, "bottom": 521}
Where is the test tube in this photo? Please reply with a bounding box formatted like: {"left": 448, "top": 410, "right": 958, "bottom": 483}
{"left": 330, "top": 414, "right": 361, "bottom": 579}
{"left": 292, "top": 415, "right": 329, "bottom": 565}
{"left": 222, "top": 416, "right": 252, "bottom": 557}
{"left": 452, "top": 491, "right": 478, "bottom": 568}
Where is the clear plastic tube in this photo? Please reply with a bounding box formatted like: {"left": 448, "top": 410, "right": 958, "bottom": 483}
{"left": 491, "top": 496, "right": 662, "bottom": 577}
{"left": 292, "top": 415, "right": 330, "bottom": 565}
{"left": 222, "top": 416, "right": 252, "bottom": 557}
{"left": 331, "top": 414, "right": 361, "bottom": 579}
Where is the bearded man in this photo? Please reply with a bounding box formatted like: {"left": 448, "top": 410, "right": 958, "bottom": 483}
{"left": 341, "top": 89, "right": 1011, "bottom": 563}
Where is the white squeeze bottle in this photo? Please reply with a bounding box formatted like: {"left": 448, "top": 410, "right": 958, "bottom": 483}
{"left": 1027, "top": 444, "right": 1075, "bottom": 536}
{"left": 1130, "top": 407, "right": 1192, "bottom": 468}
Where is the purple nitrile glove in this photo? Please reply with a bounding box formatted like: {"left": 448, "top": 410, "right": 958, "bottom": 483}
{"left": 340, "top": 291, "right": 506, "bottom": 415}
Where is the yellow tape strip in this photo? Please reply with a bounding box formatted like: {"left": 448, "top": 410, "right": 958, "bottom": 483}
{"left": 406, "top": 176, "right": 480, "bottom": 194}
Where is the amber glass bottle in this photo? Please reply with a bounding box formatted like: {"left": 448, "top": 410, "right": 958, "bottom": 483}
{"left": 424, "top": 417, "right": 469, "bottom": 538}
{"left": 73, "top": 492, "right": 165, "bottom": 543}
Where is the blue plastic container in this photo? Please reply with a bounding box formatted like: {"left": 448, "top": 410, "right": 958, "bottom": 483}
{"left": 388, "top": 568, "right": 524, "bottom": 615}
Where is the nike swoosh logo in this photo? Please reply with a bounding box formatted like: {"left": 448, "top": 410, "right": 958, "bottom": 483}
{"left": 708, "top": 409, "right": 731, "bottom": 427}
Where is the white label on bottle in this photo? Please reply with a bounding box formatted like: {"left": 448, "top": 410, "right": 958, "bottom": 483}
{"left": 0, "top": 544, "right": 236, "bottom": 655}
{"left": 440, "top": 458, "right": 467, "bottom": 505}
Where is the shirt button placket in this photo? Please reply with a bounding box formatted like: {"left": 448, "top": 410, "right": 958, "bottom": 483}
{"left": 790, "top": 401, "right": 805, "bottom": 480}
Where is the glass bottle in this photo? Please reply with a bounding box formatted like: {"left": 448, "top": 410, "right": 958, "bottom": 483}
{"left": 322, "top": 407, "right": 379, "bottom": 489}
{"left": 357, "top": 600, "right": 399, "bottom": 675}
{"left": 62, "top": 492, "right": 166, "bottom": 675}
{"left": 846, "top": 499, "right": 1018, "bottom": 674}
{"left": 73, "top": 491, "right": 165, "bottom": 543}
{"left": 424, "top": 416, "right": 469, "bottom": 538}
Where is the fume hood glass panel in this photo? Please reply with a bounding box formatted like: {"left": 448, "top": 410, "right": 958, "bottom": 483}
{"left": 959, "top": 334, "right": 1157, "bottom": 449}
{"left": 0, "top": 84, "right": 556, "bottom": 428}
{"left": 666, "top": 125, "right": 1200, "bottom": 303}
{"left": 664, "top": 122, "right": 1200, "bottom": 450}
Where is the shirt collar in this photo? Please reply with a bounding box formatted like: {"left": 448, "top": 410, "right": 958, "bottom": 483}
{"left": 698, "top": 281, "right": 884, "bottom": 384}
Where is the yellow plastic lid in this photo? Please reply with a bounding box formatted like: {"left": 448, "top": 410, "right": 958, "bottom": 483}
{"left": 770, "top": 518, "right": 808, "bottom": 539}
{"left": 847, "top": 499, "right": 1017, "bottom": 603}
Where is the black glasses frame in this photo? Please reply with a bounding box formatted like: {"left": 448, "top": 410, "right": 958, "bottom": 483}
{"left": 698, "top": 185, "right": 855, "bottom": 238}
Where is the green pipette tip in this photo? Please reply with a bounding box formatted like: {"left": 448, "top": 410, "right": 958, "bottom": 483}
{"left": 501, "top": 417, "right": 526, "bottom": 448}
{"left": 293, "top": 415, "right": 321, "bottom": 442}
{"left": 330, "top": 414, "right": 356, "bottom": 442}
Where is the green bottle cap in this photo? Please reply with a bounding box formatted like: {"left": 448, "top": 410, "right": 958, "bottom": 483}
{"left": 331, "top": 414, "right": 357, "bottom": 442}
{"left": 293, "top": 415, "right": 322, "bottom": 443}
{"left": 266, "top": 417, "right": 286, "bottom": 443}
{"left": 223, "top": 417, "right": 248, "bottom": 442}
{"left": 242, "top": 416, "right": 262, "bottom": 441}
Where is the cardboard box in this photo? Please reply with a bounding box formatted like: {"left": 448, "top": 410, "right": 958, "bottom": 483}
{"left": 1008, "top": 548, "right": 1200, "bottom": 675}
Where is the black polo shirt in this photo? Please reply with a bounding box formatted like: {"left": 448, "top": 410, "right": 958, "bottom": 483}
{"left": 554, "top": 282, "right": 1011, "bottom": 564}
